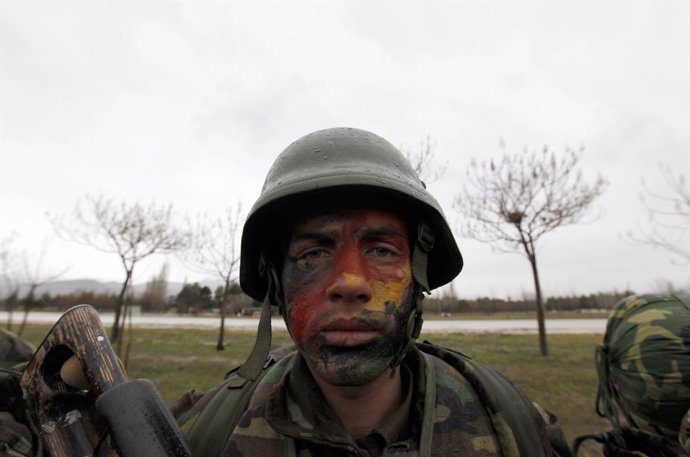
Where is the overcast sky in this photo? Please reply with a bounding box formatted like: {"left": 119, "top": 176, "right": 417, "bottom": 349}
{"left": 1, "top": 1, "right": 688, "bottom": 300}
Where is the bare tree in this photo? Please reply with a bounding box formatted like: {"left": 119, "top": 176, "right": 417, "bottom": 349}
{"left": 454, "top": 143, "right": 607, "bottom": 356}
{"left": 52, "top": 195, "right": 190, "bottom": 344}
{"left": 0, "top": 234, "right": 20, "bottom": 330}
{"left": 17, "top": 240, "right": 69, "bottom": 336}
{"left": 624, "top": 164, "right": 690, "bottom": 263}
{"left": 183, "top": 205, "right": 243, "bottom": 350}
{"left": 402, "top": 135, "right": 448, "bottom": 184}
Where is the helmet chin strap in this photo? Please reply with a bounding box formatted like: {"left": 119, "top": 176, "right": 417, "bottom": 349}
{"left": 237, "top": 262, "right": 280, "bottom": 382}
{"left": 389, "top": 222, "right": 434, "bottom": 372}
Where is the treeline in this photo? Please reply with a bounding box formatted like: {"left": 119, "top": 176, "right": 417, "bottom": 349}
{"left": 3, "top": 286, "right": 635, "bottom": 316}
{"left": 424, "top": 290, "right": 635, "bottom": 315}
{"left": 0, "top": 282, "right": 254, "bottom": 316}
{"left": 171, "top": 282, "right": 252, "bottom": 315}
{"left": 1, "top": 289, "right": 121, "bottom": 314}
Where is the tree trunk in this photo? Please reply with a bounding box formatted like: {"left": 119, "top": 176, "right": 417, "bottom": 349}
{"left": 4, "top": 289, "right": 18, "bottom": 331}
{"left": 17, "top": 285, "right": 37, "bottom": 337}
{"left": 216, "top": 280, "right": 229, "bottom": 351}
{"left": 527, "top": 250, "right": 549, "bottom": 356}
{"left": 124, "top": 304, "right": 134, "bottom": 368}
{"left": 5, "top": 303, "right": 14, "bottom": 331}
{"left": 112, "top": 270, "right": 132, "bottom": 343}
{"left": 216, "top": 305, "right": 226, "bottom": 351}
{"left": 18, "top": 307, "right": 30, "bottom": 337}
{"left": 116, "top": 299, "right": 129, "bottom": 357}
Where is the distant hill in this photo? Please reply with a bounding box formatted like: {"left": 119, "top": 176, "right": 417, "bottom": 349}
{"left": 0, "top": 276, "right": 223, "bottom": 299}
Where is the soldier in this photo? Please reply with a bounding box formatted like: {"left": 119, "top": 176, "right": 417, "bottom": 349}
{"left": 573, "top": 294, "right": 690, "bottom": 457}
{"left": 178, "top": 127, "right": 571, "bottom": 457}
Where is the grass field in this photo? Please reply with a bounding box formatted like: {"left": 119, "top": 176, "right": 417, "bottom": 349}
{"left": 19, "top": 324, "right": 609, "bottom": 456}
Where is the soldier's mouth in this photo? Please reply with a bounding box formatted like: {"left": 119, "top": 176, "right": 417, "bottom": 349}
{"left": 319, "top": 318, "right": 381, "bottom": 347}
{"left": 320, "top": 330, "right": 379, "bottom": 347}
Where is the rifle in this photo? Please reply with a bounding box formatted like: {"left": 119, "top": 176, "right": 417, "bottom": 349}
{"left": 20, "top": 304, "right": 191, "bottom": 456}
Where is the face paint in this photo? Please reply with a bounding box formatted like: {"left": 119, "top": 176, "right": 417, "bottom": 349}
{"left": 281, "top": 208, "right": 413, "bottom": 386}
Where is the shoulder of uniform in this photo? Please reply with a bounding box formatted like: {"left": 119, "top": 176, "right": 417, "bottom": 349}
{"left": 416, "top": 340, "right": 561, "bottom": 457}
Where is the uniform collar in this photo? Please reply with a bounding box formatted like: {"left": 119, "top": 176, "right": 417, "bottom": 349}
{"left": 265, "top": 350, "right": 424, "bottom": 451}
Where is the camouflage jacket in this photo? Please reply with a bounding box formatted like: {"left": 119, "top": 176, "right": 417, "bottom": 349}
{"left": 224, "top": 348, "right": 500, "bottom": 457}
{"left": 199, "top": 346, "right": 544, "bottom": 457}
{"left": 572, "top": 426, "right": 685, "bottom": 457}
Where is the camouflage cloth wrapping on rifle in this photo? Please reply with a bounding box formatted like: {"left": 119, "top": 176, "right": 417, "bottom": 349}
{"left": 595, "top": 294, "right": 690, "bottom": 447}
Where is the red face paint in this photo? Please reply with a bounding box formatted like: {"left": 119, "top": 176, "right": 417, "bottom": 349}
{"left": 281, "top": 208, "right": 414, "bottom": 386}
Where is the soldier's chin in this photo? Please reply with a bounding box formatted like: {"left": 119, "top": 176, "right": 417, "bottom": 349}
{"left": 309, "top": 353, "right": 392, "bottom": 387}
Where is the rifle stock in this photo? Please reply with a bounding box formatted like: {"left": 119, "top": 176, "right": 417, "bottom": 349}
{"left": 20, "top": 304, "right": 191, "bottom": 456}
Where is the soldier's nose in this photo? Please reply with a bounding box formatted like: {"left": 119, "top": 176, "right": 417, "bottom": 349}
{"left": 327, "top": 272, "right": 373, "bottom": 304}
{"left": 326, "top": 248, "right": 372, "bottom": 304}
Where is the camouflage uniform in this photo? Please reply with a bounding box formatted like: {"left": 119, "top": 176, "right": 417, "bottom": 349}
{"left": 225, "top": 348, "right": 502, "bottom": 457}
{"left": 175, "top": 342, "right": 570, "bottom": 457}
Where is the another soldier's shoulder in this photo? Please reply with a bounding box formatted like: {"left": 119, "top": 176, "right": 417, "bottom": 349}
{"left": 176, "top": 347, "right": 297, "bottom": 457}
{"left": 417, "top": 342, "right": 568, "bottom": 457}
{"left": 0, "top": 328, "right": 34, "bottom": 369}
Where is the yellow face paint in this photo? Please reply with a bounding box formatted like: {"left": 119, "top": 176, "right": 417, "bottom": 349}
{"left": 366, "top": 264, "right": 413, "bottom": 312}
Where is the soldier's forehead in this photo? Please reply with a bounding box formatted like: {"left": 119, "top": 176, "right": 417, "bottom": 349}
{"left": 289, "top": 207, "right": 408, "bottom": 234}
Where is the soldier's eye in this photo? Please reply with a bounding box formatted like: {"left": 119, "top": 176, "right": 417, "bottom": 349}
{"left": 367, "top": 244, "right": 400, "bottom": 259}
{"left": 372, "top": 247, "right": 394, "bottom": 257}
{"left": 296, "top": 248, "right": 331, "bottom": 266}
{"left": 302, "top": 249, "right": 325, "bottom": 259}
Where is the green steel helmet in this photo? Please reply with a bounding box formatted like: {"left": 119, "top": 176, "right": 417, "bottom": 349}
{"left": 240, "top": 127, "right": 463, "bottom": 302}
{"left": 595, "top": 294, "right": 690, "bottom": 440}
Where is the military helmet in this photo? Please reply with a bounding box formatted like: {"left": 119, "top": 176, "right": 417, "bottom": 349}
{"left": 596, "top": 294, "right": 690, "bottom": 440}
{"left": 240, "top": 127, "right": 463, "bottom": 301}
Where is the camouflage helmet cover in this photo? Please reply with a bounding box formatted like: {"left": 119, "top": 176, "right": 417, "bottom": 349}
{"left": 240, "top": 127, "right": 463, "bottom": 301}
{"left": 596, "top": 294, "right": 690, "bottom": 440}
